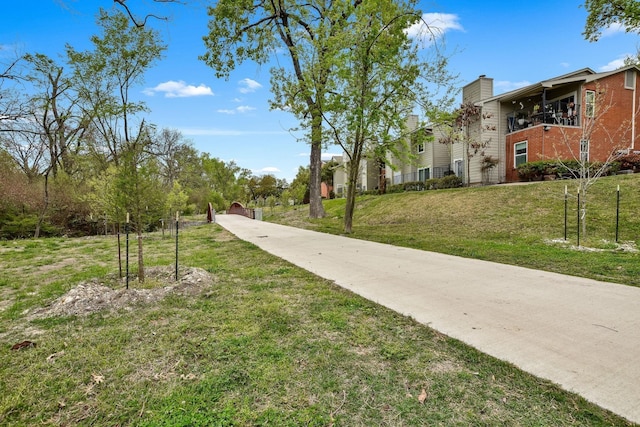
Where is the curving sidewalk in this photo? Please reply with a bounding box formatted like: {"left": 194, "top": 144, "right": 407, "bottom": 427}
{"left": 215, "top": 214, "right": 640, "bottom": 423}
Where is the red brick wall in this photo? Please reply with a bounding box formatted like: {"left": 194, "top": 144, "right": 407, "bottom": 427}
{"left": 505, "top": 70, "right": 640, "bottom": 182}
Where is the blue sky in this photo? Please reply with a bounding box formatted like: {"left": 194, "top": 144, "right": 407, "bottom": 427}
{"left": 2, "top": 0, "right": 638, "bottom": 182}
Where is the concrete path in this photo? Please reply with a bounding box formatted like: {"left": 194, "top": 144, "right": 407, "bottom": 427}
{"left": 215, "top": 214, "right": 640, "bottom": 423}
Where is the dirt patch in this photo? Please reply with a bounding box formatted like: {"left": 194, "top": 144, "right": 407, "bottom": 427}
{"left": 29, "top": 266, "right": 214, "bottom": 319}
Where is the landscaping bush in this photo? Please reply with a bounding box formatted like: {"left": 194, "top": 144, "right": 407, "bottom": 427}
{"left": 517, "top": 160, "right": 555, "bottom": 181}
{"left": 437, "top": 174, "right": 463, "bottom": 188}
{"left": 618, "top": 153, "right": 640, "bottom": 172}
{"left": 405, "top": 181, "right": 426, "bottom": 191}
{"left": 0, "top": 214, "right": 60, "bottom": 239}
{"left": 386, "top": 176, "right": 462, "bottom": 193}
{"left": 517, "top": 159, "right": 620, "bottom": 181}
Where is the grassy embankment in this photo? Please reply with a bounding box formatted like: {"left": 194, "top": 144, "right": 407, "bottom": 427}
{"left": 267, "top": 174, "right": 640, "bottom": 287}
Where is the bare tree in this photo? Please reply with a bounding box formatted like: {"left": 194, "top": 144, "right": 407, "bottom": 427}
{"left": 0, "top": 53, "right": 31, "bottom": 125}
{"left": 438, "top": 101, "right": 494, "bottom": 186}
{"left": 112, "top": 0, "right": 184, "bottom": 28}
{"left": 553, "top": 85, "right": 632, "bottom": 238}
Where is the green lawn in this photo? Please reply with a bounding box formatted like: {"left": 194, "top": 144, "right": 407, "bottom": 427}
{"left": 0, "top": 222, "right": 635, "bottom": 425}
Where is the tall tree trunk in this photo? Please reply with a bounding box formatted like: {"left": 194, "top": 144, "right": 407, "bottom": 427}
{"left": 344, "top": 162, "right": 360, "bottom": 234}
{"left": 308, "top": 110, "right": 325, "bottom": 219}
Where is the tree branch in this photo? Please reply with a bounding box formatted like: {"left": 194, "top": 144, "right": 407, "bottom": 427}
{"left": 113, "top": 0, "right": 183, "bottom": 27}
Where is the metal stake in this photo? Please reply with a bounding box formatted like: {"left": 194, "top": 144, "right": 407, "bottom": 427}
{"left": 175, "top": 211, "right": 179, "bottom": 281}
{"left": 576, "top": 190, "right": 580, "bottom": 247}
{"left": 126, "top": 213, "right": 130, "bottom": 290}
{"left": 564, "top": 185, "right": 567, "bottom": 241}
{"left": 616, "top": 185, "right": 620, "bottom": 242}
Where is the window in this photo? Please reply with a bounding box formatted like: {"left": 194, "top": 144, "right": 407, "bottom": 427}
{"left": 454, "top": 159, "right": 463, "bottom": 178}
{"left": 417, "top": 143, "right": 425, "bottom": 153}
{"left": 625, "top": 70, "right": 636, "bottom": 89}
{"left": 585, "top": 90, "right": 595, "bottom": 118}
{"left": 580, "top": 139, "right": 590, "bottom": 162}
{"left": 514, "top": 141, "right": 527, "bottom": 167}
{"left": 418, "top": 167, "right": 430, "bottom": 181}
{"left": 393, "top": 171, "right": 402, "bottom": 185}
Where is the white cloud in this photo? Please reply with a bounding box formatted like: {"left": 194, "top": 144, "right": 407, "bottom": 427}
{"left": 405, "top": 13, "right": 463, "bottom": 47}
{"left": 180, "top": 127, "right": 288, "bottom": 136}
{"left": 216, "top": 105, "right": 256, "bottom": 115}
{"left": 601, "top": 22, "right": 626, "bottom": 38}
{"left": 257, "top": 167, "right": 281, "bottom": 174}
{"left": 238, "top": 78, "right": 263, "bottom": 94}
{"left": 144, "top": 80, "right": 214, "bottom": 98}
{"left": 236, "top": 105, "right": 256, "bottom": 113}
{"left": 494, "top": 80, "right": 531, "bottom": 94}
{"left": 599, "top": 55, "right": 630, "bottom": 72}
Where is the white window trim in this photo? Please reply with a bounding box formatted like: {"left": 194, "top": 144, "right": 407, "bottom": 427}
{"left": 625, "top": 70, "right": 636, "bottom": 90}
{"left": 514, "top": 141, "right": 528, "bottom": 167}
{"left": 417, "top": 143, "right": 425, "bottom": 153}
{"left": 585, "top": 90, "right": 596, "bottom": 118}
{"left": 453, "top": 159, "right": 463, "bottom": 177}
{"left": 580, "top": 139, "right": 590, "bottom": 163}
{"left": 418, "top": 167, "right": 430, "bottom": 181}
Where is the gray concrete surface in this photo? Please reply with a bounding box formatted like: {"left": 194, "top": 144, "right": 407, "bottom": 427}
{"left": 215, "top": 214, "right": 640, "bottom": 423}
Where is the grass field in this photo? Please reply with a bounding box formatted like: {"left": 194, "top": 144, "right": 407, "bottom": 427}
{"left": 0, "top": 210, "right": 636, "bottom": 424}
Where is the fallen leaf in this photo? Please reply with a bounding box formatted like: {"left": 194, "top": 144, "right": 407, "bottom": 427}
{"left": 418, "top": 389, "right": 428, "bottom": 404}
{"left": 47, "top": 350, "right": 65, "bottom": 363}
{"left": 11, "top": 340, "right": 36, "bottom": 350}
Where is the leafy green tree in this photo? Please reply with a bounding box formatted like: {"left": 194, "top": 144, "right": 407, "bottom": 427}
{"left": 289, "top": 166, "right": 310, "bottom": 205}
{"left": 200, "top": 154, "right": 252, "bottom": 209}
{"left": 70, "top": 9, "right": 166, "bottom": 281}
{"left": 201, "top": 1, "right": 371, "bottom": 219}
{"left": 324, "top": 0, "right": 456, "bottom": 233}
{"left": 583, "top": 0, "right": 640, "bottom": 41}
{"left": 165, "top": 180, "right": 189, "bottom": 219}
{"left": 67, "top": 8, "right": 165, "bottom": 166}
{"left": 116, "top": 125, "right": 165, "bottom": 283}
{"left": 152, "top": 128, "right": 197, "bottom": 186}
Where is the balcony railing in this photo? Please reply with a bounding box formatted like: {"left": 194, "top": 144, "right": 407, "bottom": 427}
{"left": 507, "top": 101, "right": 581, "bottom": 133}
{"left": 392, "top": 167, "right": 453, "bottom": 184}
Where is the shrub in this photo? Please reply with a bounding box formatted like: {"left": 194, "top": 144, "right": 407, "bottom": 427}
{"left": 618, "top": 153, "right": 640, "bottom": 171}
{"left": 516, "top": 160, "right": 563, "bottom": 181}
{"left": 402, "top": 181, "right": 426, "bottom": 192}
{"left": 518, "top": 159, "right": 621, "bottom": 181}
{"left": 386, "top": 176, "right": 461, "bottom": 193}
{"left": 437, "top": 174, "right": 463, "bottom": 189}
{"left": 0, "top": 214, "right": 60, "bottom": 239}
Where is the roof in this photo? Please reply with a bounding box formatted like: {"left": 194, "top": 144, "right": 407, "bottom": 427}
{"left": 477, "top": 65, "right": 640, "bottom": 105}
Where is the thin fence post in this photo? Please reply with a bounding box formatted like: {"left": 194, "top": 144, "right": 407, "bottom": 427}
{"left": 126, "top": 212, "right": 130, "bottom": 290}
{"left": 576, "top": 190, "right": 580, "bottom": 247}
{"left": 616, "top": 185, "right": 620, "bottom": 242}
{"left": 175, "top": 211, "right": 179, "bottom": 282}
{"left": 564, "top": 185, "right": 567, "bottom": 241}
